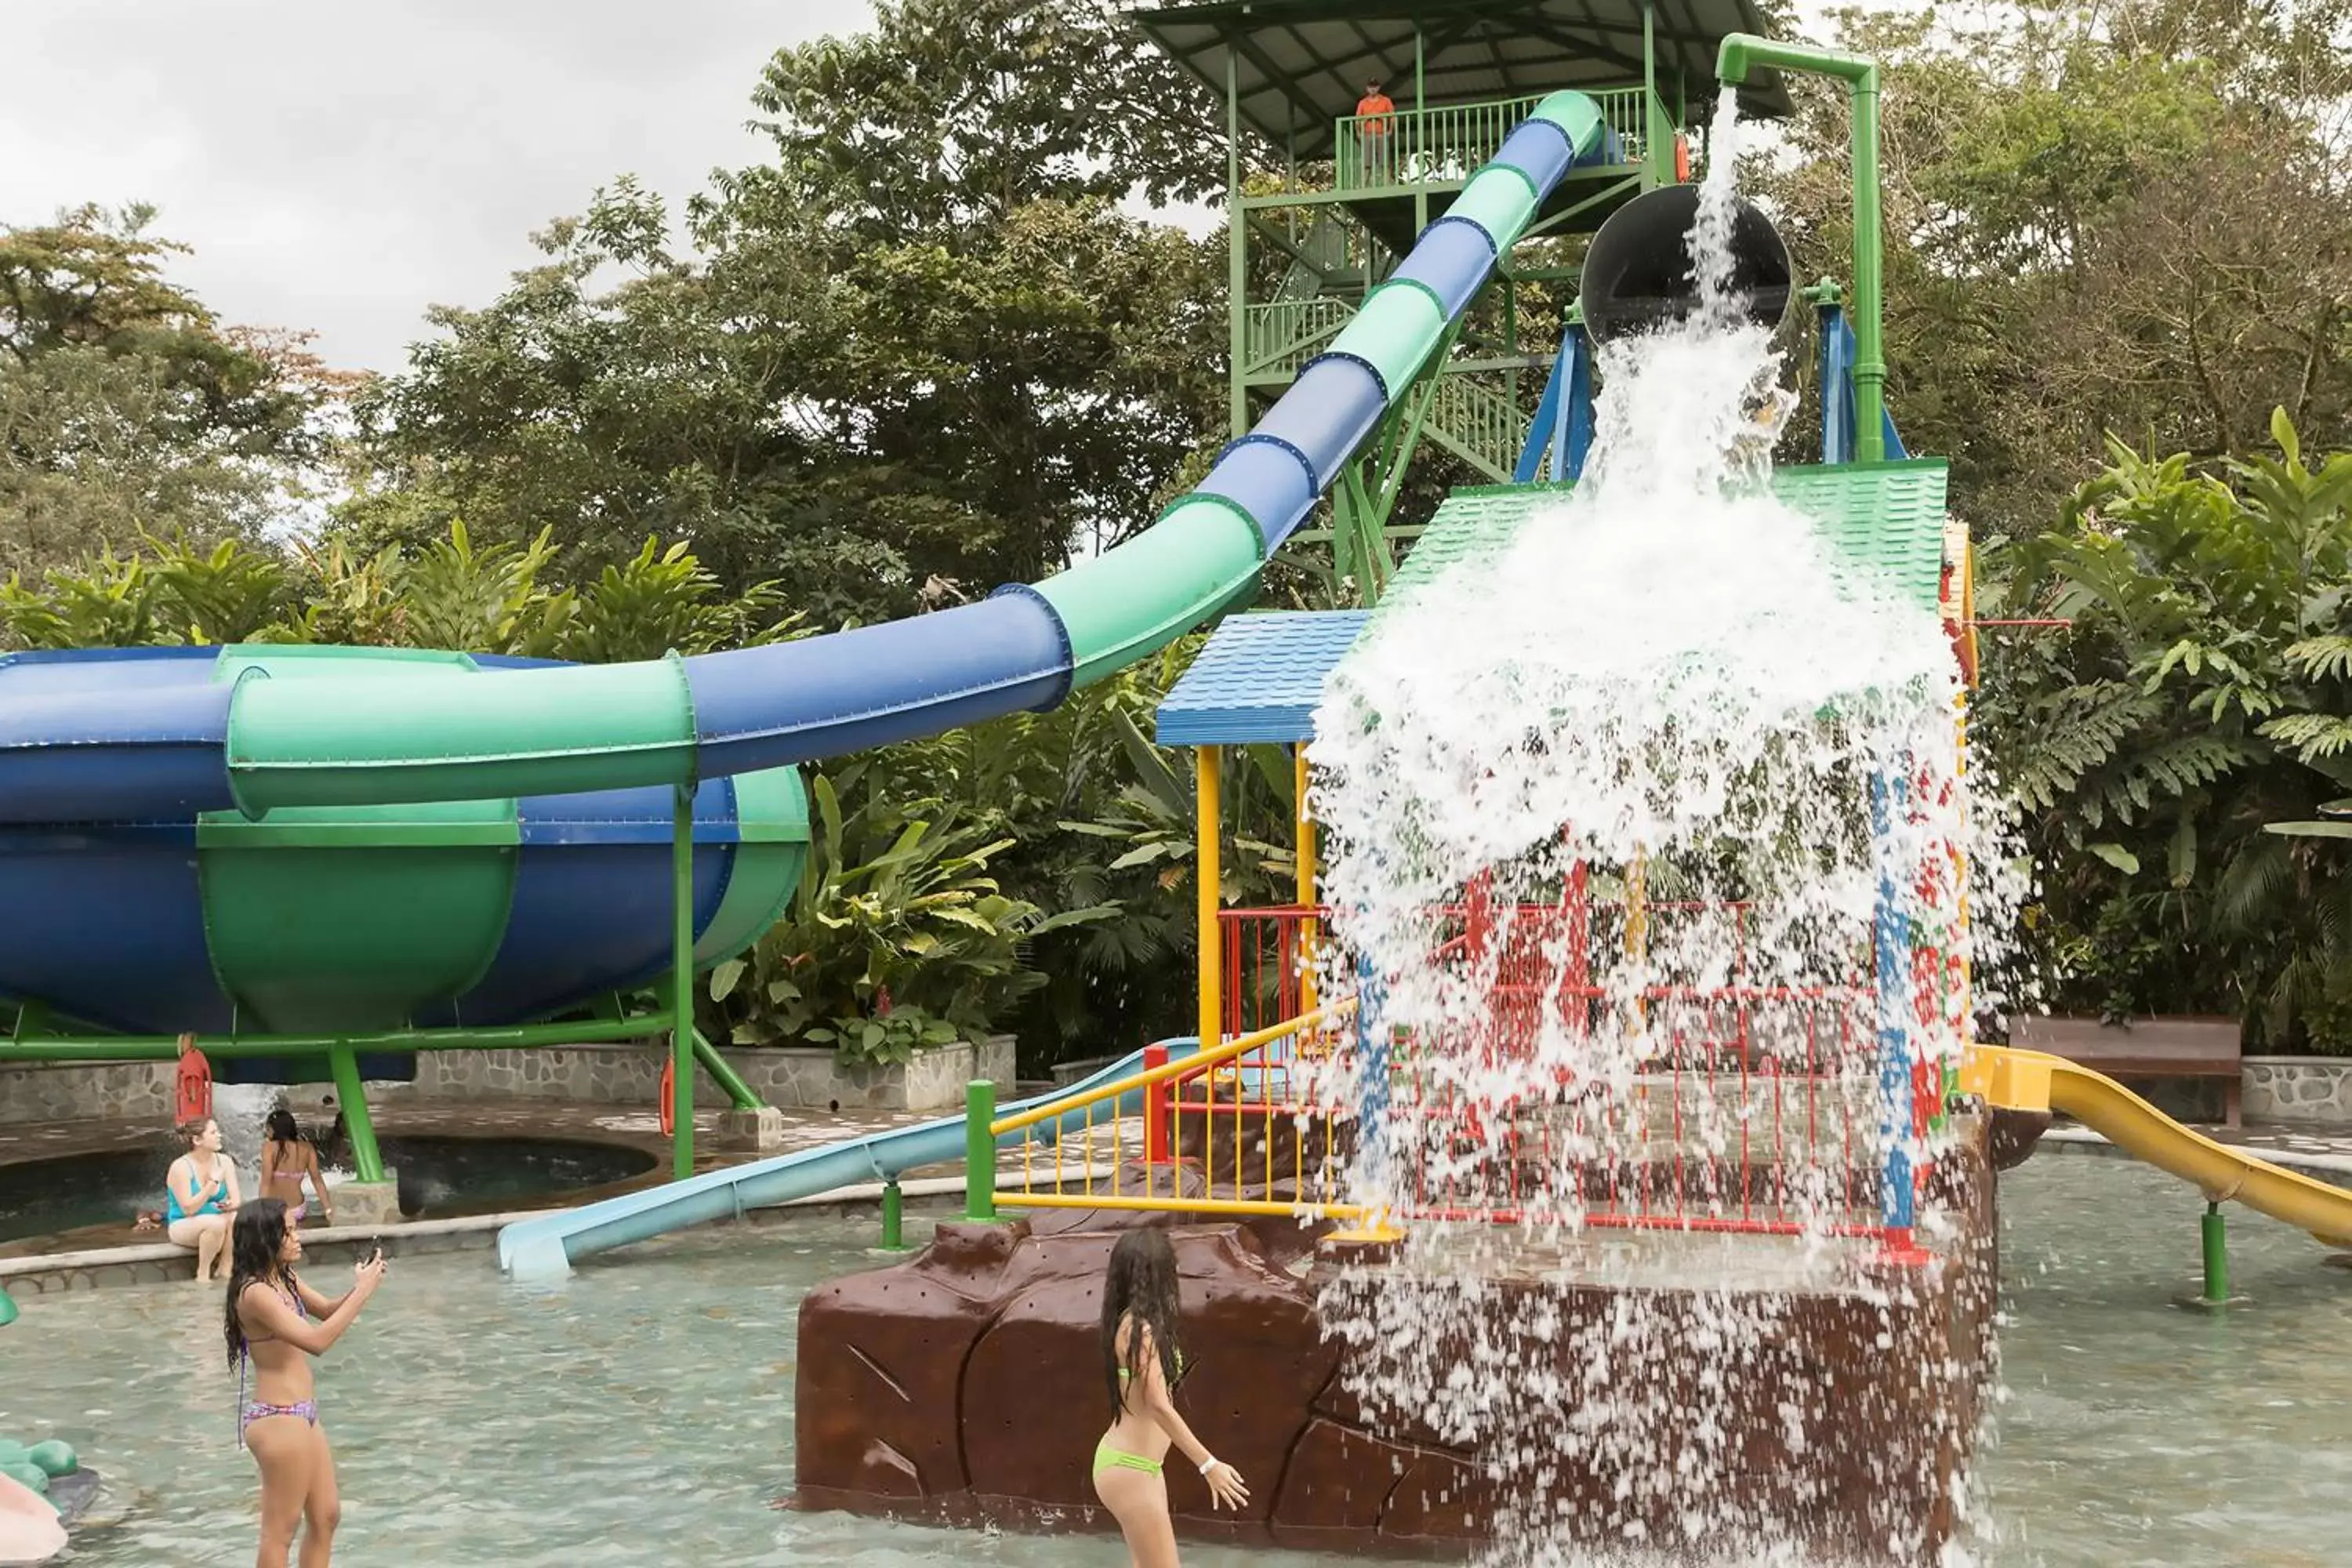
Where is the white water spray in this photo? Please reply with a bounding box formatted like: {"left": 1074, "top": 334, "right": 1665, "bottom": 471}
{"left": 1304, "top": 89, "right": 2024, "bottom": 1563}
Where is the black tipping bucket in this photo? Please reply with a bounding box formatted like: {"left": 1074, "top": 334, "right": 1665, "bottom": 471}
{"left": 1578, "top": 183, "right": 1794, "bottom": 343}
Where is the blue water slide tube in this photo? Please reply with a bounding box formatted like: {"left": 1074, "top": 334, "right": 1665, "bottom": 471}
{"left": 0, "top": 93, "right": 1611, "bottom": 828}
{"left": 495, "top": 1040, "right": 1197, "bottom": 1279}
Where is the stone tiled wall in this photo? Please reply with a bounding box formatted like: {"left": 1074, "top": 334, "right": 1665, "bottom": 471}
{"left": 365, "top": 1036, "right": 1018, "bottom": 1112}
{"left": 1, "top": 1038, "right": 1016, "bottom": 1124}
{"left": 0, "top": 1062, "right": 176, "bottom": 1127}
{"left": 2242, "top": 1057, "right": 2352, "bottom": 1126}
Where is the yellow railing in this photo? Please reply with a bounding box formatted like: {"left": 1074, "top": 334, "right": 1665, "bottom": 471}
{"left": 988, "top": 1003, "right": 1366, "bottom": 1220}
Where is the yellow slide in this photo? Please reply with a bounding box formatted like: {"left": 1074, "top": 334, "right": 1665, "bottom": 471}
{"left": 1965, "top": 1044, "right": 2352, "bottom": 1249}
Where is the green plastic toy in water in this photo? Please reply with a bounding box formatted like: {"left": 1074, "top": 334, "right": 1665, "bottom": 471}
{"left": 24, "top": 1443, "right": 74, "bottom": 1480}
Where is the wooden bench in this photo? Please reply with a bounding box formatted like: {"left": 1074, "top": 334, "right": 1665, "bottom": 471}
{"left": 2009, "top": 1015, "right": 2242, "bottom": 1128}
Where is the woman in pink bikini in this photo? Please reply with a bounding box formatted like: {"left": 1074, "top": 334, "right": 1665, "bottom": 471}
{"left": 261, "top": 1108, "right": 334, "bottom": 1227}
{"left": 1093, "top": 1229, "right": 1248, "bottom": 1566}
{"left": 224, "top": 1199, "right": 386, "bottom": 1566}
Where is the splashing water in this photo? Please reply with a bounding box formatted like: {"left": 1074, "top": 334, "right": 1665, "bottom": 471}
{"left": 1304, "top": 91, "right": 2025, "bottom": 1564}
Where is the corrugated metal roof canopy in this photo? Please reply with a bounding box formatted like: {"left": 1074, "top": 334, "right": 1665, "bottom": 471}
{"left": 1130, "top": 0, "right": 1791, "bottom": 158}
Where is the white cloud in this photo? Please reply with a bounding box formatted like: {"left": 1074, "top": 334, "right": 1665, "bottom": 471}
{"left": 0, "top": 0, "right": 874, "bottom": 372}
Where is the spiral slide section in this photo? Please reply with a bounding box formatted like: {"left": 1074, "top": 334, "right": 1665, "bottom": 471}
{"left": 0, "top": 93, "right": 1609, "bottom": 828}
{"left": 1968, "top": 1046, "right": 2352, "bottom": 1247}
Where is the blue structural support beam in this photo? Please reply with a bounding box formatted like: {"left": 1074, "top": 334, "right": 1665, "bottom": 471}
{"left": 1869, "top": 766, "right": 1916, "bottom": 1236}
{"left": 1515, "top": 323, "right": 1596, "bottom": 484}
{"left": 1818, "top": 303, "right": 1909, "bottom": 466}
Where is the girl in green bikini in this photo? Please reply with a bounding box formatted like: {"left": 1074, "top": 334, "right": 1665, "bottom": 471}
{"left": 1094, "top": 1229, "right": 1248, "bottom": 1564}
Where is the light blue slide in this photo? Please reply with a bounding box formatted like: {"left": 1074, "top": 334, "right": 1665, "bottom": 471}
{"left": 496, "top": 1040, "right": 1200, "bottom": 1278}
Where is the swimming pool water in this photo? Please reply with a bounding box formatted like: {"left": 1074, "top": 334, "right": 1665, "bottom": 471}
{"left": 0, "top": 1135, "right": 658, "bottom": 1243}
{"left": 0, "top": 1156, "right": 2344, "bottom": 1565}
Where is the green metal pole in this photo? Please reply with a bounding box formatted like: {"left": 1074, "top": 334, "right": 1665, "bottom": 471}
{"left": 689, "top": 1029, "right": 761, "bottom": 1112}
{"left": 880, "top": 1178, "right": 906, "bottom": 1251}
{"left": 1643, "top": 2, "right": 1668, "bottom": 188}
{"left": 964, "top": 1079, "right": 998, "bottom": 1222}
{"left": 671, "top": 782, "right": 695, "bottom": 1180}
{"left": 1715, "top": 35, "right": 1886, "bottom": 463}
{"left": 327, "top": 1042, "right": 386, "bottom": 1184}
{"left": 2202, "top": 1202, "right": 2230, "bottom": 1304}
{"left": 1226, "top": 48, "right": 1247, "bottom": 439}
{"left": 0, "top": 1015, "right": 674, "bottom": 1063}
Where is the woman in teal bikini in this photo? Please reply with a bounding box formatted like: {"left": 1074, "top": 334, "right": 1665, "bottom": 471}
{"left": 225, "top": 1198, "right": 387, "bottom": 1566}
{"left": 165, "top": 1116, "right": 241, "bottom": 1280}
{"left": 1094, "top": 1229, "right": 1247, "bottom": 1565}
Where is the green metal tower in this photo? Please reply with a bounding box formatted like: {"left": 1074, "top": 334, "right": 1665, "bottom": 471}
{"left": 1131, "top": 0, "right": 1789, "bottom": 600}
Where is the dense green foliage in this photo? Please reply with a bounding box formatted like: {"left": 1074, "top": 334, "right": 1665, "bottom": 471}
{"left": 1980, "top": 412, "right": 2352, "bottom": 1050}
{"left": 0, "top": 526, "right": 799, "bottom": 660}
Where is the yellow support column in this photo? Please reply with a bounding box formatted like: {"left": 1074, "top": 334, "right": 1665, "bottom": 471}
{"left": 1197, "top": 746, "right": 1222, "bottom": 1053}
{"left": 1296, "top": 744, "right": 1318, "bottom": 1014}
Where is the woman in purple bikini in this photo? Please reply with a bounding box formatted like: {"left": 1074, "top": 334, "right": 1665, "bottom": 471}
{"left": 224, "top": 1198, "right": 387, "bottom": 1566}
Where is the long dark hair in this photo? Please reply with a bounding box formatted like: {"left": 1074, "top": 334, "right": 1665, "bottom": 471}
{"left": 223, "top": 1198, "right": 296, "bottom": 1367}
{"left": 1102, "top": 1229, "right": 1184, "bottom": 1415}
{"left": 263, "top": 1107, "right": 305, "bottom": 1174}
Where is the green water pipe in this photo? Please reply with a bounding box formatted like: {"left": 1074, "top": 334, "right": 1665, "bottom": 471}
{"left": 1715, "top": 34, "right": 1886, "bottom": 463}
{"left": 689, "top": 1029, "right": 762, "bottom": 1113}
{"left": 2201, "top": 1202, "right": 2230, "bottom": 1304}
{"left": 964, "top": 1079, "right": 997, "bottom": 1222}
{"left": 880, "top": 1178, "right": 906, "bottom": 1251}
{"left": 671, "top": 782, "right": 695, "bottom": 1180}
{"left": 0, "top": 1016, "right": 672, "bottom": 1062}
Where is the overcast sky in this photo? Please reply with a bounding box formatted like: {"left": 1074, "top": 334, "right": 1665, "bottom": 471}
{"left": 2, "top": 1, "right": 873, "bottom": 374}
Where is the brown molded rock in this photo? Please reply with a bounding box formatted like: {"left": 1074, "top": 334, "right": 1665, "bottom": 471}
{"left": 960, "top": 1223, "right": 1336, "bottom": 1524}
{"left": 793, "top": 1118, "right": 2000, "bottom": 1566}
{"left": 793, "top": 1218, "right": 1033, "bottom": 1501}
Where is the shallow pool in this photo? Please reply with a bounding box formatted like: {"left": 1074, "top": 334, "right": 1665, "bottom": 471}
{"left": 0, "top": 1156, "right": 2343, "bottom": 1565}
{"left": 0, "top": 1135, "right": 657, "bottom": 1243}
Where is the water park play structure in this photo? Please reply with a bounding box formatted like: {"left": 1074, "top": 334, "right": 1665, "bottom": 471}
{"left": 4, "top": 0, "right": 2351, "bottom": 1556}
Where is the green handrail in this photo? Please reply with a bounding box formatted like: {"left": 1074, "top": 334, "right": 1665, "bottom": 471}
{"left": 1334, "top": 86, "right": 1653, "bottom": 192}
{"left": 1715, "top": 35, "right": 1886, "bottom": 463}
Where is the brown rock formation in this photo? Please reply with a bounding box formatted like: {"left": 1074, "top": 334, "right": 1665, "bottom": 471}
{"left": 791, "top": 1118, "right": 2001, "bottom": 1566}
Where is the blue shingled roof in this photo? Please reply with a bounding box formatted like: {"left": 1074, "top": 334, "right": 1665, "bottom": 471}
{"left": 1156, "top": 611, "right": 1370, "bottom": 746}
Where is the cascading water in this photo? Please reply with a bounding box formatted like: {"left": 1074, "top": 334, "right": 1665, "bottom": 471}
{"left": 211, "top": 1082, "right": 279, "bottom": 1196}
{"left": 1305, "top": 90, "right": 2024, "bottom": 1565}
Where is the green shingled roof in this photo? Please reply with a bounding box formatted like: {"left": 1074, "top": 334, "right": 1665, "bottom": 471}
{"left": 1383, "top": 459, "right": 1952, "bottom": 613}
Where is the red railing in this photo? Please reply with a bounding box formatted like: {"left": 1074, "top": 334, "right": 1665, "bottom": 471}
{"left": 1210, "top": 881, "right": 1902, "bottom": 1245}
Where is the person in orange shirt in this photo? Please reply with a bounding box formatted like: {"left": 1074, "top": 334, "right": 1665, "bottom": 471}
{"left": 1356, "top": 78, "right": 1396, "bottom": 184}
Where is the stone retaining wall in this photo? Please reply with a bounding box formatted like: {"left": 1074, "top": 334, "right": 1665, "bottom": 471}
{"left": 0, "top": 1037, "right": 1017, "bottom": 1123}
{"left": 2242, "top": 1057, "right": 2352, "bottom": 1125}
{"left": 0, "top": 1062, "right": 174, "bottom": 1127}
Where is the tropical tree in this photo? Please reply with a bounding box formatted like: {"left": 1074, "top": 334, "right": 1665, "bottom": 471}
{"left": 1976, "top": 411, "right": 2352, "bottom": 1047}
{"left": 1765, "top": 0, "right": 2352, "bottom": 538}
{"left": 345, "top": 0, "right": 1229, "bottom": 615}
{"left": 0, "top": 205, "right": 333, "bottom": 576}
